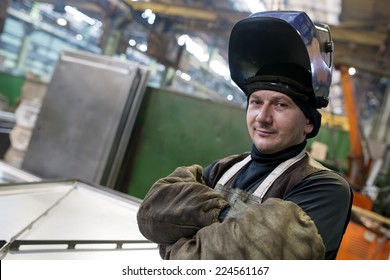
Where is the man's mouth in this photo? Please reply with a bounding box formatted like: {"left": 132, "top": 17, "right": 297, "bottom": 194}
{"left": 254, "top": 127, "right": 276, "bottom": 136}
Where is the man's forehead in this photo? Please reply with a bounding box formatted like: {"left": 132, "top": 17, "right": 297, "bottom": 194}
{"left": 249, "top": 90, "right": 294, "bottom": 101}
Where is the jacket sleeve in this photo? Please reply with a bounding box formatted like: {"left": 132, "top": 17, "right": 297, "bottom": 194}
{"left": 160, "top": 198, "right": 326, "bottom": 260}
{"left": 136, "top": 164, "right": 229, "bottom": 245}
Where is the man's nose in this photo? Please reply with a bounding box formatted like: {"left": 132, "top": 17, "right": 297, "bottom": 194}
{"left": 255, "top": 106, "right": 272, "bottom": 123}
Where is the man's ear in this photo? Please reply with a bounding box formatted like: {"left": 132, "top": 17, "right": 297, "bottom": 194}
{"left": 304, "top": 119, "right": 314, "bottom": 135}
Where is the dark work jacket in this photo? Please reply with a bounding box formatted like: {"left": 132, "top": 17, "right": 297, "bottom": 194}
{"left": 204, "top": 142, "right": 353, "bottom": 260}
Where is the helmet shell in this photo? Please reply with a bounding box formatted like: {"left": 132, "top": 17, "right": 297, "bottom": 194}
{"left": 228, "top": 11, "right": 333, "bottom": 108}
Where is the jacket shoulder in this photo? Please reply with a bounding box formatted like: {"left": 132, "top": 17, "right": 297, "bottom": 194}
{"left": 204, "top": 152, "right": 250, "bottom": 188}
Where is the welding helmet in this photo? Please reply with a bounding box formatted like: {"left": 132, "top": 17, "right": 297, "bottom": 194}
{"left": 228, "top": 11, "right": 333, "bottom": 108}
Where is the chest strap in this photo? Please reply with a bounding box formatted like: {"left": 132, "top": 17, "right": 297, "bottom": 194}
{"left": 216, "top": 149, "right": 307, "bottom": 202}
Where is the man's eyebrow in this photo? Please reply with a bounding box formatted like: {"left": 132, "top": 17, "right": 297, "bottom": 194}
{"left": 270, "top": 95, "right": 293, "bottom": 103}
{"left": 249, "top": 93, "right": 294, "bottom": 103}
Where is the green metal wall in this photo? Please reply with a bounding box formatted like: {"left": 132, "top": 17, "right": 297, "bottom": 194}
{"left": 121, "top": 87, "right": 252, "bottom": 199}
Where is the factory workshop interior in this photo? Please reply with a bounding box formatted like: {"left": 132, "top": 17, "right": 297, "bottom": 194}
{"left": 0, "top": 0, "right": 389, "bottom": 261}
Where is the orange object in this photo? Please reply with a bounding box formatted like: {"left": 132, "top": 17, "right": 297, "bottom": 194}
{"left": 352, "top": 192, "right": 373, "bottom": 210}
{"left": 336, "top": 221, "right": 389, "bottom": 260}
{"left": 340, "top": 66, "right": 366, "bottom": 187}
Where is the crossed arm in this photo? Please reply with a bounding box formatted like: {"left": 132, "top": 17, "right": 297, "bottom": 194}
{"left": 137, "top": 165, "right": 325, "bottom": 260}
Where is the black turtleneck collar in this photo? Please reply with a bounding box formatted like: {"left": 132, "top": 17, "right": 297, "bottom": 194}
{"left": 250, "top": 141, "right": 307, "bottom": 165}
{"left": 230, "top": 141, "right": 307, "bottom": 192}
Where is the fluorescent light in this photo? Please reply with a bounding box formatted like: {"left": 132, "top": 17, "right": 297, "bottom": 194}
{"left": 142, "top": 9, "right": 156, "bottom": 24}
{"left": 147, "top": 13, "right": 156, "bottom": 24}
{"left": 245, "top": 0, "right": 266, "bottom": 13}
{"left": 180, "top": 72, "right": 191, "bottom": 81}
{"left": 348, "top": 67, "right": 357, "bottom": 75}
{"left": 178, "top": 35, "right": 209, "bottom": 62}
{"left": 56, "top": 18, "right": 67, "bottom": 26}
{"left": 65, "top": 5, "right": 96, "bottom": 25}
{"left": 210, "top": 59, "right": 230, "bottom": 78}
{"left": 177, "top": 34, "right": 189, "bottom": 46}
{"left": 137, "top": 44, "right": 148, "bottom": 52}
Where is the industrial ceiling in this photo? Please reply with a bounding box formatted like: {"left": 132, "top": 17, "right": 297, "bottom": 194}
{"left": 36, "top": 0, "right": 390, "bottom": 79}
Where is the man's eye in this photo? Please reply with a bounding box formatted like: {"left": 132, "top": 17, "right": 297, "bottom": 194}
{"left": 276, "top": 102, "right": 288, "bottom": 108}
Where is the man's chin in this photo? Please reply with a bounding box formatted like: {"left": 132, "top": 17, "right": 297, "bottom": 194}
{"left": 253, "top": 143, "right": 278, "bottom": 154}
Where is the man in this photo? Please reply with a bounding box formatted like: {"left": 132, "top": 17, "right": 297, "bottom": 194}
{"left": 137, "top": 11, "right": 352, "bottom": 260}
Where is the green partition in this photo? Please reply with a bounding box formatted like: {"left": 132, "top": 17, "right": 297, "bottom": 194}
{"left": 121, "top": 87, "right": 252, "bottom": 199}
{"left": 308, "top": 125, "right": 351, "bottom": 172}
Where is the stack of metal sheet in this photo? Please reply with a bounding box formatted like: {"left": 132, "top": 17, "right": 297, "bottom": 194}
{"left": 0, "top": 179, "right": 159, "bottom": 260}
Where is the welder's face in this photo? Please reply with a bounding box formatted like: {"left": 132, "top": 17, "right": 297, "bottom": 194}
{"left": 246, "top": 90, "right": 314, "bottom": 154}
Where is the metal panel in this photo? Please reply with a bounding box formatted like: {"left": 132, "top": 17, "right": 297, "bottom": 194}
{"left": 21, "top": 50, "right": 148, "bottom": 187}
{"left": 0, "top": 160, "right": 41, "bottom": 183}
{"left": 0, "top": 180, "right": 159, "bottom": 260}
